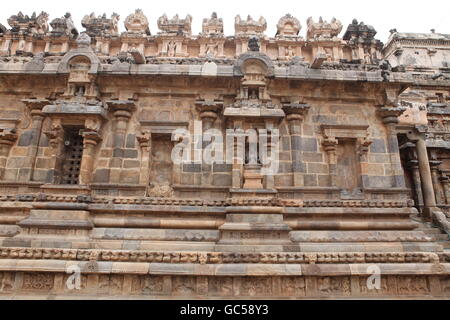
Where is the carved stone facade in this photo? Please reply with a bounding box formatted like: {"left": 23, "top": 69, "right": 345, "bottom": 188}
{"left": 0, "top": 11, "right": 449, "bottom": 299}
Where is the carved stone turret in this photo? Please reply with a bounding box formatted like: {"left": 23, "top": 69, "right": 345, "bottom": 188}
{"left": 124, "top": 9, "right": 150, "bottom": 35}
{"left": 157, "top": 14, "right": 192, "bottom": 36}
{"left": 201, "top": 12, "right": 224, "bottom": 36}
{"left": 49, "top": 12, "right": 78, "bottom": 38}
{"left": 234, "top": 15, "right": 266, "bottom": 37}
{"left": 306, "top": 16, "right": 342, "bottom": 40}
{"left": 276, "top": 14, "right": 301, "bottom": 38}
{"left": 82, "top": 12, "right": 120, "bottom": 37}
{"left": 343, "top": 19, "right": 378, "bottom": 43}
{"left": 7, "top": 11, "right": 49, "bottom": 35}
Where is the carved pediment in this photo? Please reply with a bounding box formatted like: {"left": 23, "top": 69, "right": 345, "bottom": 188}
{"left": 201, "top": 12, "right": 224, "bottom": 36}
{"left": 235, "top": 15, "right": 266, "bottom": 37}
{"left": 7, "top": 11, "right": 49, "bottom": 35}
{"left": 124, "top": 9, "right": 150, "bottom": 35}
{"left": 276, "top": 14, "right": 301, "bottom": 37}
{"left": 82, "top": 12, "right": 120, "bottom": 37}
{"left": 306, "top": 17, "right": 342, "bottom": 40}
{"left": 49, "top": 12, "right": 78, "bottom": 38}
{"left": 158, "top": 14, "right": 192, "bottom": 36}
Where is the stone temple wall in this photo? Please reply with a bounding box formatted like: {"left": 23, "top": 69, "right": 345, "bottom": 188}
{"left": 0, "top": 10, "right": 449, "bottom": 299}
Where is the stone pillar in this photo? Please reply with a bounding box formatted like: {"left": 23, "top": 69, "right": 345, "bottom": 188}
{"left": 106, "top": 100, "right": 136, "bottom": 183}
{"left": 229, "top": 122, "right": 244, "bottom": 189}
{"left": 407, "top": 128, "right": 437, "bottom": 219}
{"left": 430, "top": 160, "right": 445, "bottom": 205}
{"left": 196, "top": 100, "right": 222, "bottom": 186}
{"left": 378, "top": 106, "right": 406, "bottom": 187}
{"left": 21, "top": 99, "right": 49, "bottom": 182}
{"left": 43, "top": 119, "right": 64, "bottom": 183}
{"left": 323, "top": 137, "right": 338, "bottom": 187}
{"left": 0, "top": 129, "right": 18, "bottom": 179}
{"left": 263, "top": 122, "right": 275, "bottom": 190}
{"left": 407, "top": 159, "right": 424, "bottom": 211}
{"left": 79, "top": 130, "right": 101, "bottom": 185}
{"left": 441, "top": 175, "right": 450, "bottom": 205}
{"left": 137, "top": 130, "right": 151, "bottom": 186}
{"left": 283, "top": 103, "right": 310, "bottom": 187}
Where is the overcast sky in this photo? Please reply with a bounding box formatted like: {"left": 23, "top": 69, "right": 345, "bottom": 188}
{"left": 1, "top": 0, "right": 449, "bottom": 42}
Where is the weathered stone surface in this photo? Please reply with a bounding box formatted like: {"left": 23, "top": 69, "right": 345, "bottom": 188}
{"left": 0, "top": 11, "right": 448, "bottom": 300}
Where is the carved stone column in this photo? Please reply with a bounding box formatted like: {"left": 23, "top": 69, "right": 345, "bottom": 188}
{"left": 378, "top": 106, "right": 406, "bottom": 187}
{"left": 79, "top": 130, "right": 101, "bottom": 185}
{"left": 322, "top": 137, "right": 338, "bottom": 187}
{"left": 106, "top": 100, "right": 136, "bottom": 183}
{"left": 196, "top": 100, "right": 222, "bottom": 186}
{"left": 282, "top": 102, "right": 310, "bottom": 187}
{"left": 43, "top": 119, "right": 64, "bottom": 183}
{"left": 21, "top": 98, "right": 49, "bottom": 182}
{"left": 407, "top": 127, "right": 437, "bottom": 219}
{"left": 430, "top": 159, "right": 445, "bottom": 205}
{"left": 407, "top": 159, "right": 424, "bottom": 211}
{"left": 0, "top": 128, "right": 18, "bottom": 179}
{"left": 441, "top": 174, "right": 450, "bottom": 205}
{"left": 136, "top": 130, "right": 151, "bottom": 186}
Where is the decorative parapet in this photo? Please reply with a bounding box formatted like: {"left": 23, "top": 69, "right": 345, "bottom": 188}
{"left": 234, "top": 15, "right": 266, "bottom": 37}
{"left": 343, "top": 19, "right": 378, "bottom": 43}
{"left": 124, "top": 9, "right": 150, "bottom": 35}
{"left": 7, "top": 11, "right": 49, "bottom": 35}
{"left": 306, "top": 17, "right": 342, "bottom": 40}
{"left": 201, "top": 12, "right": 224, "bottom": 37}
{"left": 157, "top": 14, "right": 192, "bottom": 36}
{"left": 49, "top": 12, "right": 78, "bottom": 38}
{"left": 82, "top": 12, "right": 120, "bottom": 37}
{"left": 276, "top": 14, "right": 301, "bottom": 38}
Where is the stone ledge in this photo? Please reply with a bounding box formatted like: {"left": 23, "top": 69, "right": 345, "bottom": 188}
{"left": 0, "top": 260, "right": 448, "bottom": 276}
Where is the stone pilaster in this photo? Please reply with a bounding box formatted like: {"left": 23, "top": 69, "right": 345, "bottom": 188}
{"left": 106, "top": 100, "right": 136, "bottom": 183}
{"left": 407, "top": 159, "right": 424, "bottom": 211}
{"left": 136, "top": 130, "right": 151, "bottom": 186}
{"left": 0, "top": 128, "right": 18, "bottom": 179}
{"left": 79, "top": 130, "right": 102, "bottom": 185}
{"left": 322, "top": 137, "right": 338, "bottom": 187}
{"left": 407, "top": 127, "right": 437, "bottom": 219}
{"left": 20, "top": 98, "right": 49, "bottom": 182}
{"left": 195, "top": 100, "right": 222, "bottom": 186}
{"left": 429, "top": 160, "right": 445, "bottom": 205}
{"left": 282, "top": 102, "right": 310, "bottom": 187}
{"left": 43, "top": 119, "right": 64, "bottom": 183}
{"left": 377, "top": 106, "right": 406, "bottom": 187}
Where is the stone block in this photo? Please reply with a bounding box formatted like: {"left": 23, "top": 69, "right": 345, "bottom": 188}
{"left": 123, "top": 160, "right": 140, "bottom": 168}
{"left": 370, "top": 139, "right": 387, "bottom": 153}
{"left": 302, "top": 152, "right": 324, "bottom": 163}
{"left": 183, "top": 163, "right": 202, "bottom": 173}
{"left": 213, "top": 174, "right": 231, "bottom": 186}
{"left": 94, "top": 169, "right": 110, "bottom": 183}
{"left": 304, "top": 174, "right": 318, "bottom": 186}
{"left": 17, "top": 130, "right": 34, "bottom": 146}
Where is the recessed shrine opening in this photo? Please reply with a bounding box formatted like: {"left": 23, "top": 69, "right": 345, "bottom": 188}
{"left": 398, "top": 134, "right": 417, "bottom": 205}
{"left": 150, "top": 134, "right": 174, "bottom": 187}
{"left": 60, "top": 126, "right": 84, "bottom": 185}
{"left": 336, "top": 138, "right": 361, "bottom": 191}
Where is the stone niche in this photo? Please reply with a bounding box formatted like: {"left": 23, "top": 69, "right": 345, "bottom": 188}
{"left": 321, "top": 124, "right": 372, "bottom": 199}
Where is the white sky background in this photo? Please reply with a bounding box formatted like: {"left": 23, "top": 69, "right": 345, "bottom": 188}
{"left": 0, "top": 0, "right": 449, "bottom": 43}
